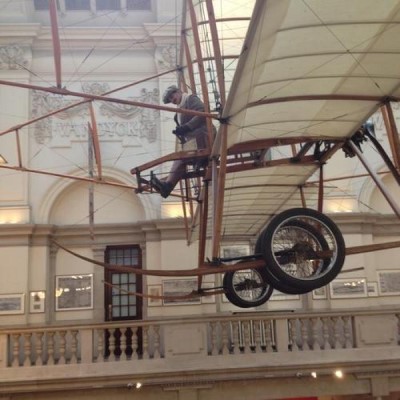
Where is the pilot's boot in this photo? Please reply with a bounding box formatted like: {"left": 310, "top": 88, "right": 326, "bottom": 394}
{"left": 151, "top": 176, "right": 174, "bottom": 198}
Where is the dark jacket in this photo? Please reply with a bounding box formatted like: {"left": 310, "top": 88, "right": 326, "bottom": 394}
{"left": 178, "top": 94, "right": 210, "bottom": 150}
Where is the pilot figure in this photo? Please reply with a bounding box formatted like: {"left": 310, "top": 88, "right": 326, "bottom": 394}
{"left": 151, "top": 85, "right": 210, "bottom": 198}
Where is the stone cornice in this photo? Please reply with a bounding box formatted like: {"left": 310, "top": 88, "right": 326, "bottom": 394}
{"left": 330, "top": 213, "right": 400, "bottom": 236}
{"left": 0, "top": 214, "right": 397, "bottom": 247}
{"left": 32, "top": 26, "right": 153, "bottom": 50}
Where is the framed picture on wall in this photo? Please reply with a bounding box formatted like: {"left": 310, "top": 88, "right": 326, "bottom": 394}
{"left": 367, "top": 282, "right": 379, "bottom": 297}
{"left": 330, "top": 278, "right": 367, "bottom": 299}
{"left": 377, "top": 270, "right": 400, "bottom": 296}
{"left": 312, "top": 286, "right": 327, "bottom": 300}
{"left": 0, "top": 293, "right": 25, "bottom": 315}
{"left": 162, "top": 279, "right": 201, "bottom": 305}
{"left": 29, "top": 291, "right": 45, "bottom": 313}
{"left": 55, "top": 274, "right": 93, "bottom": 311}
{"left": 147, "top": 285, "right": 162, "bottom": 307}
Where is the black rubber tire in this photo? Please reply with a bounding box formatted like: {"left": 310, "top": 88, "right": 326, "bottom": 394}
{"left": 255, "top": 221, "right": 326, "bottom": 294}
{"left": 223, "top": 264, "right": 274, "bottom": 308}
{"left": 261, "top": 208, "right": 345, "bottom": 291}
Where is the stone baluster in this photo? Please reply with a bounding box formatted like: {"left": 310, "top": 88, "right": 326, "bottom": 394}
{"left": 312, "top": 318, "right": 322, "bottom": 350}
{"left": 332, "top": 317, "right": 341, "bottom": 349}
{"left": 96, "top": 329, "right": 104, "bottom": 363}
{"left": 47, "top": 332, "right": 55, "bottom": 365}
{"left": 288, "top": 319, "right": 298, "bottom": 351}
{"left": 264, "top": 320, "right": 274, "bottom": 352}
{"left": 119, "top": 328, "right": 127, "bottom": 361}
{"left": 253, "top": 320, "right": 263, "bottom": 353}
{"left": 131, "top": 327, "right": 138, "bottom": 360}
{"left": 142, "top": 326, "right": 149, "bottom": 359}
{"left": 108, "top": 328, "right": 116, "bottom": 361}
{"left": 69, "top": 330, "right": 78, "bottom": 364}
{"left": 322, "top": 317, "right": 332, "bottom": 350}
{"left": 300, "top": 319, "right": 310, "bottom": 350}
{"left": 343, "top": 316, "right": 353, "bottom": 348}
{"left": 58, "top": 331, "right": 66, "bottom": 364}
{"left": 35, "top": 332, "right": 44, "bottom": 366}
{"left": 242, "top": 321, "right": 252, "bottom": 353}
{"left": 11, "top": 334, "right": 20, "bottom": 367}
{"left": 23, "top": 333, "right": 32, "bottom": 366}
{"left": 230, "top": 321, "right": 240, "bottom": 354}
{"left": 210, "top": 322, "right": 218, "bottom": 355}
{"left": 152, "top": 325, "right": 161, "bottom": 359}
{"left": 221, "top": 321, "right": 230, "bottom": 355}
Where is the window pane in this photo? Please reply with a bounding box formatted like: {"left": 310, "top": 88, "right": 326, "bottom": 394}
{"left": 128, "top": 284, "right": 136, "bottom": 292}
{"left": 121, "top": 306, "right": 128, "bottom": 317}
{"left": 112, "top": 296, "right": 120, "bottom": 305}
{"left": 65, "top": 0, "right": 90, "bottom": 10}
{"left": 129, "top": 306, "right": 136, "bottom": 316}
{"left": 120, "top": 274, "right": 128, "bottom": 284}
{"left": 127, "top": 0, "right": 151, "bottom": 11}
{"left": 112, "top": 307, "right": 120, "bottom": 317}
{"left": 34, "top": 0, "right": 50, "bottom": 10}
{"left": 96, "top": 0, "right": 120, "bottom": 10}
{"left": 111, "top": 274, "right": 119, "bottom": 284}
{"left": 120, "top": 295, "right": 128, "bottom": 306}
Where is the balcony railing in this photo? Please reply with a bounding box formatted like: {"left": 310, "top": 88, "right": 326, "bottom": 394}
{"left": 2, "top": 308, "right": 399, "bottom": 371}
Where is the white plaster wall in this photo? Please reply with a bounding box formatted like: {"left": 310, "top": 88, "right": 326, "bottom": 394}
{"left": 48, "top": 180, "right": 146, "bottom": 225}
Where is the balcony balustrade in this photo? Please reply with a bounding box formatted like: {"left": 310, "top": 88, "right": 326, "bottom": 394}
{"left": 0, "top": 308, "right": 399, "bottom": 395}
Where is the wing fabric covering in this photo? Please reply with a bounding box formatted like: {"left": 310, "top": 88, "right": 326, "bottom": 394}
{"left": 187, "top": 0, "right": 400, "bottom": 242}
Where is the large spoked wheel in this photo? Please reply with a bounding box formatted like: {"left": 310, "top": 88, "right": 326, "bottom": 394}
{"left": 223, "top": 264, "right": 274, "bottom": 308}
{"left": 261, "top": 208, "right": 345, "bottom": 291}
{"left": 256, "top": 219, "right": 331, "bottom": 294}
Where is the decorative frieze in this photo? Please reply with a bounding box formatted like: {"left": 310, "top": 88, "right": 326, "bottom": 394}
{"left": 0, "top": 45, "right": 31, "bottom": 70}
{"left": 31, "top": 85, "right": 160, "bottom": 145}
{"left": 155, "top": 45, "right": 178, "bottom": 70}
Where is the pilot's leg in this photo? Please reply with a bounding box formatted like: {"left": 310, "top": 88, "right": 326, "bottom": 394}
{"left": 151, "top": 161, "right": 186, "bottom": 198}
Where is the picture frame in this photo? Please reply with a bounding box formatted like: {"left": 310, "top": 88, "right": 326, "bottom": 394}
{"left": 330, "top": 278, "right": 367, "bottom": 299}
{"left": 29, "top": 291, "right": 45, "bottom": 313}
{"left": 312, "top": 286, "right": 327, "bottom": 300}
{"left": 147, "top": 285, "right": 162, "bottom": 307}
{"left": 55, "top": 274, "right": 93, "bottom": 311}
{"left": 162, "top": 279, "right": 201, "bottom": 305}
{"left": 0, "top": 293, "right": 25, "bottom": 315}
{"left": 367, "top": 281, "right": 379, "bottom": 297}
{"left": 377, "top": 270, "right": 400, "bottom": 296}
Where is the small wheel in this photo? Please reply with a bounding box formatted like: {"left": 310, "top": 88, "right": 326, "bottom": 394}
{"left": 223, "top": 265, "right": 273, "bottom": 308}
{"left": 261, "top": 208, "right": 345, "bottom": 290}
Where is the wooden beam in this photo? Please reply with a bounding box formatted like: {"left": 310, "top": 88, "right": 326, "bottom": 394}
{"left": 49, "top": 0, "right": 62, "bottom": 88}
{"left": 381, "top": 102, "right": 400, "bottom": 170}
{"left": 205, "top": 0, "right": 226, "bottom": 107}
{"left": 0, "top": 68, "right": 177, "bottom": 136}
{"left": 212, "top": 124, "right": 228, "bottom": 259}
{"left": 0, "top": 79, "right": 218, "bottom": 120}
{"left": 88, "top": 103, "right": 102, "bottom": 180}
{"left": 348, "top": 140, "right": 400, "bottom": 218}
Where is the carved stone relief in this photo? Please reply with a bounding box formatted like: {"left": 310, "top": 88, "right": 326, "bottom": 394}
{"left": 31, "top": 84, "right": 160, "bottom": 145}
{"left": 155, "top": 45, "right": 177, "bottom": 70}
{"left": 0, "top": 45, "right": 31, "bottom": 70}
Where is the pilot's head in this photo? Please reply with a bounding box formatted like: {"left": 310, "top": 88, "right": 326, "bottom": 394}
{"left": 162, "top": 85, "right": 182, "bottom": 105}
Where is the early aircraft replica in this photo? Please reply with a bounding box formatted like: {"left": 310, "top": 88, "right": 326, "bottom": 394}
{"left": 1, "top": 0, "right": 400, "bottom": 307}
{"left": 131, "top": 0, "right": 400, "bottom": 307}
